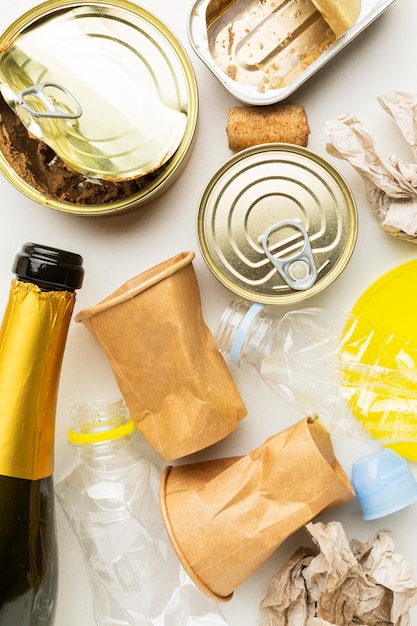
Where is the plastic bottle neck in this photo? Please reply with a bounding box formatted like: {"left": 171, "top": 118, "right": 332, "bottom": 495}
{"left": 68, "top": 399, "right": 137, "bottom": 466}
{"left": 215, "top": 300, "right": 277, "bottom": 368}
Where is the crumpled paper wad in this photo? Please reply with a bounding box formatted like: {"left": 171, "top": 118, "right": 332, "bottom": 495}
{"left": 325, "top": 92, "right": 417, "bottom": 242}
{"left": 260, "top": 520, "right": 417, "bottom": 626}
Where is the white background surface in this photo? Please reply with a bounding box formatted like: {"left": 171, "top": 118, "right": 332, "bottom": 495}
{"left": 1, "top": 0, "right": 417, "bottom": 624}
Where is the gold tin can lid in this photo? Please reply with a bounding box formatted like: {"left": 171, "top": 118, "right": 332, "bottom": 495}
{"left": 197, "top": 143, "right": 357, "bottom": 305}
{"left": 0, "top": 0, "right": 198, "bottom": 215}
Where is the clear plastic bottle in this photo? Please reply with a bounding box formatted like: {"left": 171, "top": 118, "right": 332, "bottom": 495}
{"left": 55, "top": 398, "right": 228, "bottom": 626}
{"left": 215, "top": 299, "right": 417, "bottom": 455}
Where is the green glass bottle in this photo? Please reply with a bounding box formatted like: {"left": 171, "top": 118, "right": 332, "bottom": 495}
{"left": 0, "top": 243, "right": 84, "bottom": 625}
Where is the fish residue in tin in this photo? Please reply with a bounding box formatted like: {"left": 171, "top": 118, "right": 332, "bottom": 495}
{"left": 189, "top": 0, "right": 396, "bottom": 105}
{"left": 207, "top": 0, "right": 337, "bottom": 94}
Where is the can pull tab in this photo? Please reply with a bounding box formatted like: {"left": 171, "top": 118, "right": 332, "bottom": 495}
{"left": 262, "top": 220, "right": 317, "bottom": 291}
{"left": 17, "top": 82, "right": 82, "bottom": 119}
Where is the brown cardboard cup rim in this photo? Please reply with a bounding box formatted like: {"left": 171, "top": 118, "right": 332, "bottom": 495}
{"left": 75, "top": 250, "right": 195, "bottom": 322}
{"left": 159, "top": 417, "right": 355, "bottom": 601}
{"left": 160, "top": 463, "right": 234, "bottom": 602}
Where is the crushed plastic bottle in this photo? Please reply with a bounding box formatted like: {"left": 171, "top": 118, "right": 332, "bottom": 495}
{"left": 55, "top": 398, "right": 229, "bottom": 626}
{"left": 215, "top": 299, "right": 417, "bottom": 459}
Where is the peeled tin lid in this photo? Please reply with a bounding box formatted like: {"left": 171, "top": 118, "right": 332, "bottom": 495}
{"left": 0, "top": 4, "right": 190, "bottom": 181}
{"left": 197, "top": 143, "right": 357, "bottom": 305}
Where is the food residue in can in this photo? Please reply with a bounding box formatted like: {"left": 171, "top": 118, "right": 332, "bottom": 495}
{"left": 0, "top": 1, "right": 198, "bottom": 215}
{"left": 188, "top": 0, "right": 397, "bottom": 105}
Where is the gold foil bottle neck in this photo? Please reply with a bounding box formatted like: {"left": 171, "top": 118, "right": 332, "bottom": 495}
{"left": 0, "top": 280, "right": 75, "bottom": 480}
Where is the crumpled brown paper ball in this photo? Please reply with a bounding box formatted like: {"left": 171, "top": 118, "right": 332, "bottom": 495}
{"left": 325, "top": 92, "right": 417, "bottom": 243}
{"left": 260, "top": 520, "right": 417, "bottom": 626}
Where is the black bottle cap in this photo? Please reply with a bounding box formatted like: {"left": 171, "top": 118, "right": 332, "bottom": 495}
{"left": 12, "top": 243, "right": 84, "bottom": 292}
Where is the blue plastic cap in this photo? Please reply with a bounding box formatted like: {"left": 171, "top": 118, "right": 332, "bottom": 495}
{"left": 351, "top": 448, "right": 417, "bottom": 520}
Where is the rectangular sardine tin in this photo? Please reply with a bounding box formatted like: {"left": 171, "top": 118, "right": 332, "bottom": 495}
{"left": 188, "top": 0, "right": 397, "bottom": 105}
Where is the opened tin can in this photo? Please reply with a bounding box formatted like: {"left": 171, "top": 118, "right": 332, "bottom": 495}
{"left": 0, "top": 0, "right": 198, "bottom": 215}
{"left": 197, "top": 143, "right": 357, "bottom": 305}
{"left": 188, "top": 0, "right": 396, "bottom": 106}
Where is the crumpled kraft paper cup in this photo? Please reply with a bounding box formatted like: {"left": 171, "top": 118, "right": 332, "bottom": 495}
{"left": 160, "top": 416, "right": 355, "bottom": 601}
{"left": 75, "top": 251, "right": 247, "bottom": 461}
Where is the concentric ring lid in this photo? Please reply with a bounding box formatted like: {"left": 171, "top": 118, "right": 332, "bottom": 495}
{"left": 0, "top": 3, "right": 190, "bottom": 181}
{"left": 197, "top": 144, "right": 357, "bottom": 305}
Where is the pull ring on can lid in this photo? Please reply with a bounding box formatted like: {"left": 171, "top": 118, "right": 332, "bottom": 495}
{"left": 197, "top": 143, "right": 357, "bottom": 305}
{"left": 18, "top": 82, "right": 82, "bottom": 119}
{"left": 262, "top": 219, "right": 317, "bottom": 291}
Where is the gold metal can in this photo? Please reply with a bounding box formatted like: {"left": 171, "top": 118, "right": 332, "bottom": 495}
{"left": 197, "top": 143, "right": 357, "bottom": 305}
{"left": 0, "top": 0, "right": 198, "bottom": 215}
